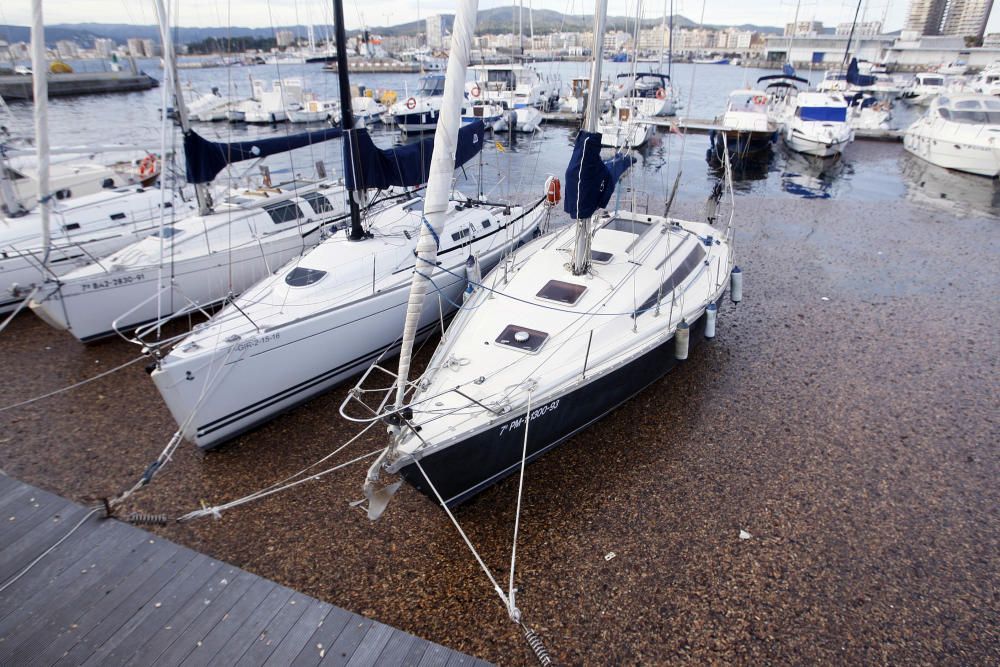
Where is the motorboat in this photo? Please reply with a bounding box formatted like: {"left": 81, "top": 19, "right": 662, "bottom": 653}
{"left": 388, "top": 74, "right": 445, "bottom": 133}
{"left": 903, "top": 94, "right": 1000, "bottom": 177}
{"left": 287, "top": 98, "right": 338, "bottom": 123}
{"left": 692, "top": 55, "right": 729, "bottom": 65}
{"left": 612, "top": 72, "right": 677, "bottom": 117}
{"left": 348, "top": 0, "right": 738, "bottom": 512}
{"left": 493, "top": 105, "right": 544, "bottom": 134}
{"left": 901, "top": 73, "right": 948, "bottom": 106}
{"left": 182, "top": 86, "right": 248, "bottom": 122}
{"left": 598, "top": 104, "right": 653, "bottom": 148}
{"left": 466, "top": 64, "right": 559, "bottom": 112}
{"left": 0, "top": 184, "right": 196, "bottom": 313}
{"left": 846, "top": 93, "right": 892, "bottom": 131}
{"left": 461, "top": 101, "right": 505, "bottom": 128}
{"left": 782, "top": 91, "right": 854, "bottom": 158}
{"left": 938, "top": 60, "right": 968, "bottom": 76}
{"left": 710, "top": 89, "right": 777, "bottom": 157}
{"left": 559, "top": 77, "right": 591, "bottom": 114}
{"left": 227, "top": 79, "right": 305, "bottom": 124}
{"left": 971, "top": 68, "right": 1000, "bottom": 96}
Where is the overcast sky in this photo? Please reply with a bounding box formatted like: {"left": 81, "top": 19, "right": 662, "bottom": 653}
{"left": 2, "top": 0, "right": 997, "bottom": 34}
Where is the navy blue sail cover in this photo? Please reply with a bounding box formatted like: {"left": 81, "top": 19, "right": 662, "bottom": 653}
{"left": 343, "top": 120, "right": 486, "bottom": 190}
{"left": 183, "top": 127, "right": 344, "bottom": 184}
{"left": 846, "top": 58, "right": 877, "bottom": 87}
{"left": 564, "top": 131, "right": 635, "bottom": 220}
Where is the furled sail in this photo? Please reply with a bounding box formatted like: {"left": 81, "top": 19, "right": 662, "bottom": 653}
{"left": 183, "top": 127, "right": 344, "bottom": 184}
{"left": 343, "top": 120, "right": 486, "bottom": 191}
{"left": 846, "top": 58, "right": 876, "bottom": 87}
{"left": 563, "top": 131, "right": 634, "bottom": 220}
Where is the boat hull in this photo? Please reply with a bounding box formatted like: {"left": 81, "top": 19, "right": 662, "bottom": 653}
{"left": 152, "top": 210, "right": 544, "bottom": 448}
{"left": 391, "top": 110, "right": 440, "bottom": 133}
{"left": 711, "top": 128, "right": 775, "bottom": 156}
{"left": 397, "top": 301, "right": 717, "bottom": 507}
{"left": 903, "top": 130, "right": 1000, "bottom": 177}
{"left": 784, "top": 130, "right": 851, "bottom": 157}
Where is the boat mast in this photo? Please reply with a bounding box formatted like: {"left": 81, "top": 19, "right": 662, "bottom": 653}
{"left": 842, "top": 0, "right": 864, "bottom": 66}
{"left": 658, "top": 0, "right": 667, "bottom": 71}
{"left": 333, "top": 0, "right": 366, "bottom": 240}
{"left": 667, "top": 0, "right": 674, "bottom": 80}
{"left": 30, "top": 0, "right": 51, "bottom": 267}
{"left": 570, "top": 0, "right": 608, "bottom": 276}
{"left": 392, "top": 0, "right": 480, "bottom": 410}
{"left": 787, "top": 0, "right": 801, "bottom": 68}
{"left": 153, "top": 0, "right": 211, "bottom": 216}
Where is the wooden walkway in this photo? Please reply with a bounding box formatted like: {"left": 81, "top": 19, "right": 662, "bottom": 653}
{"left": 0, "top": 474, "right": 490, "bottom": 667}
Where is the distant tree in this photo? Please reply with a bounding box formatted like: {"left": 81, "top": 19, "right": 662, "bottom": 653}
{"left": 964, "top": 35, "right": 983, "bottom": 48}
{"left": 186, "top": 36, "right": 277, "bottom": 54}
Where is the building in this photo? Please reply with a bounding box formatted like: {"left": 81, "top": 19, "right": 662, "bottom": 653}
{"left": 141, "top": 38, "right": 158, "bottom": 57}
{"left": 55, "top": 40, "right": 79, "bottom": 59}
{"left": 984, "top": 31, "right": 1000, "bottom": 46}
{"left": 905, "top": 0, "right": 948, "bottom": 35}
{"left": 835, "top": 21, "right": 883, "bottom": 36}
{"left": 941, "top": 0, "right": 995, "bottom": 40}
{"left": 784, "top": 21, "right": 823, "bottom": 36}
{"left": 126, "top": 37, "right": 145, "bottom": 57}
{"left": 718, "top": 28, "right": 754, "bottom": 50}
{"left": 426, "top": 15, "right": 446, "bottom": 49}
{"left": 764, "top": 33, "right": 896, "bottom": 65}
{"left": 676, "top": 28, "right": 719, "bottom": 52}
{"left": 275, "top": 30, "right": 295, "bottom": 48}
{"left": 94, "top": 38, "right": 115, "bottom": 58}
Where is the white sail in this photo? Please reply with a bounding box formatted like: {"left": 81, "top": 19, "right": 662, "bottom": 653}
{"left": 392, "top": 0, "right": 480, "bottom": 410}
{"left": 30, "top": 0, "right": 50, "bottom": 267}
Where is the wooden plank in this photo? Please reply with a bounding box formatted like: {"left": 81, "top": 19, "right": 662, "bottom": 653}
{"left": 0, "top": 480, "right": 32, "bottom": 520}
{"left": 0, "top": 473, "right": 21, "bottom": 496}
{"left": 398, "top": 637, "right": 429, "bottom": 667}
{"left": 0, "top": 489, "right": 67, "bottom": 547}
{"left": 174, "top": 576, "right": 277, "bottom": 667}
{"left": 145, "top": 569, "right": 259, "bottom": 667}
{"left": 343, "top": 622, "right": 394, "bottom": 667}
{"left": 119, "top": 563, "right": 245, "bottom": 666}
{"left": 372, "top": 632, "right": 419, "bottom": 666}
{"left": 289, "top": 605, "right": 355, "bottom": 667}
{"left": 0, "top": 503, "right": 92, "bottom": 584}
{"left": 203, "top": 585, "right": 294, "bottom": 666}
{"left": 233, "top": 591, "right": 311, "bottom": 667}
{"left": 317, "top": 616, "right": 374, "bottom": 667}
{"left": 49, "top": 545, "right": 198, "bottom": 665}
{"left": 262, "top": 601, "right": 333, "bottom": 667}
{"left": 77, "top": 554, "right": 220, "bottom": 667}
{"left": 3, "top": 537, "right": 184, "bottom": 666}
{"left": 0, "top": 526, "right": 151, "bottom": 648}
{"left": 417, "top": 642, "right": 456, "bottom": 667}
{"left": 0, "top": 515, "right": 132, "bottom": 611}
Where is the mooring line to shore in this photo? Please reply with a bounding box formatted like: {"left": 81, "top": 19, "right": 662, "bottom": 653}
{"left": 0, "top": 354, "right": 147, "bottom": 412}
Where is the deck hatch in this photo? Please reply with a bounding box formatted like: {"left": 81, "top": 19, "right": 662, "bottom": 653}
{"left": 496, "top": 324, "right": 549, "bottom": 353}
{"left": 634, "top": 245, "right": 707, "bottom": 317}
{"left": 536, "top": 279, "right": 587, "bottom": 305}
{"left": 285, "top": 266, "right": 327, "bottom": 287}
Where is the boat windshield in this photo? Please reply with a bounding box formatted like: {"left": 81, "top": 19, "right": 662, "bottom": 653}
{"left": 920, "top": 76, "right": 945, "bottom": 86}
{"left": 937, "top": 97, "right": 1000, "bottom": 124}
{"left": 728, "top": 93, "right": 768, "bottom": 112}
{"left": 798, "top": 106, "right": 847, "bottom": 122}
{"left": 416, "top": 77, "right": 446, "bottom": 96}
{"left": 485, "top": 69, "right": 516, "bottom": 89}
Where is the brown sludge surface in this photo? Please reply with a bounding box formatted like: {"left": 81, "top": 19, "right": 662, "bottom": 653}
{"left": 1, "top": 196, "right": 997, "bottom": 665}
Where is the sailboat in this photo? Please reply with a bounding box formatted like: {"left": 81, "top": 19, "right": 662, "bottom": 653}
{"left": 145, "top": 0, "right": 549, "bottom": 449}
{"left": 349, "top": 0, "right": 739, "bottom": 510}
{"left": 27, "top": 1, "right": 361, "bottom": 341}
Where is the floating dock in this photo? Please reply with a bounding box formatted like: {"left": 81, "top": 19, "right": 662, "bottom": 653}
{"left": 0, "top": 474, "right": 489, "bottom": 666}
{"left": 668, "top": 117, "right": 904, "bottom": 141}
{"left": 0, "top": 72, "right": 159, "bottom": 100}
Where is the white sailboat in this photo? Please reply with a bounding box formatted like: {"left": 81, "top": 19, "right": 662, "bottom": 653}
{"left": 27, "top": 2, "right": 355, "bottom": 341}
{"left": 349, "top": 0, "right": 738, "bottom": 511}
{"left": 147, "top": 2, "right": 549, "bottom": 448}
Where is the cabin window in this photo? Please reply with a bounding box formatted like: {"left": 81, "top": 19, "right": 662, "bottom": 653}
{"left": 285, "top": 266, "right": 327, "bottom": 287}
{"left": 451, "top": 228, "right": 471, "bottom": 242}
{"left": 486, "top": 70, "right": 516, "bottom": 89}
{"left": 64, "top": 223, "right": 80, "bottom": 231}
{"left": 603, "top": 217, "right": 652, "bottom": 235}
{"left": 264, "top": 202, "right": 304, "bottom": 224}
{"left": 109, "top": 212, "right": 127, "bottom": 220}
{"left": 481, "top": 219, "right": 491, "bottom": 228}
{"left": 304, "top": 192, "right": 335, "bottom": 214}
{"left": 496, "top": 324, "right": 548, "bottom": 353}
{"left": 634, "top": 245, "right": 707, "bottom": 316}
{"left": 536, "top": 280, "right": 587, "bottom": 305}
{"left": 938, "top": 107, "right": 952, "bottom": 120}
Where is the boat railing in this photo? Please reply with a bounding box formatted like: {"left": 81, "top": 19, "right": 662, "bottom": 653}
{"left": 113, "top": 281, "right": 232, "bottom": 350}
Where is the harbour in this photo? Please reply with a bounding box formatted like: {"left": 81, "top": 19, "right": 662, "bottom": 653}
{"left": 1, "top": 0, "right": 999, "bottom": 664}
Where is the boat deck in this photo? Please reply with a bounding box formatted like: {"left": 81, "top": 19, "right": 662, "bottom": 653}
{"left": 0, "top": 473, "right": 489, "bottom": 666}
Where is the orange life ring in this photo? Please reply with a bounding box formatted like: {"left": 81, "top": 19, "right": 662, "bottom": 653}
{"left": 544, "top": 175, "right": 561, "bottom": 206}
{"left": 752, "top": 95, "right": 767, "bottom": 105}
{"left": 138, "top": 155, "right": 157, "bottom": 178}
{"left": 656, "top": 88, "right": 666, "bottom": 100}
{"left": 406, "top": 97, "right": 416, "bottom": 110}
{"left": 471, "top": 84, "right": 482, "bottom": 98}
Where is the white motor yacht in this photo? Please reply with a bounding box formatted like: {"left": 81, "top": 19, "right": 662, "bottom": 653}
{"left": 711, "top": 89, "right": 778, "bottom": 157}
{"left": 783, "top": 91, "right": 854, "bottom": 157}
{"left": 389, "top": 75, "right": 445, "bottom": 134}
{"left": 903, "top": 94, "right": 1000, "bottom": 177}
{"left": 901, "top": 73, "right": 948, "bottom": 106}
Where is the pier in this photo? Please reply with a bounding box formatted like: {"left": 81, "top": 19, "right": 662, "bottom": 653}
{"left": 0, "top": 473, "right": 489, "bottom": 666}
{"left": 0, "top": 72, "right": 159, "bottom": 100}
